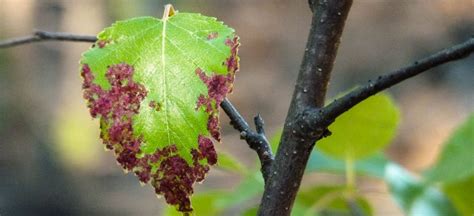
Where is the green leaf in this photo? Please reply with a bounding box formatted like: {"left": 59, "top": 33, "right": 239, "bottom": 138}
{"left": 443, "top": 176, "right": 474, "bottom": 216}
{"left": 317, "top": 93, "right": 400, "bottom": 160}
{"left": 162, "top": 191, "right": 229, "bottom": 216}
{"left": 271, "top": 130, "right": 388, "bottom": 178}
{"left": 425, "top": 114, "right": 474, "bottom": 183}
{"left": 296, "top": 186, "right": 372, "bottom": 216}
{"left": 215, "top": 172, "right": 264, "bottom": 209}
{"left": 242, "top": 207, "right": 258, "bottom": 216}
{"left": 269, "top": 129, "right": 281, "bottom": 155}
{"left": 307, "top": 150, "right": 388, "bottom": 178}
{"left": 385, "top": 163, "right": 458, "bottom": 216}
{"left": 242, "top": 202, "right": 309, "bottom": 216}
{"left": 216, "top": 150, "right": 248, "bottom": 175}
{"left": 80, "top": 6, "right": 239, "bottom": 213}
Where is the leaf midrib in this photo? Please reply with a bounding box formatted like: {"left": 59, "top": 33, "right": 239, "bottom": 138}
{"left": 162, "top": 16, "right": 172, "bottom": 146}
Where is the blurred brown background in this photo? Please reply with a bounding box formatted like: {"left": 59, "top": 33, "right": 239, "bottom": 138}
{"left": 0, "top": 0, "right": 473, "bottom": 215}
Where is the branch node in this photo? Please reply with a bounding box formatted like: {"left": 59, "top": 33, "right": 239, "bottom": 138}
{"left": 254, "top": 114, "right": 266, "bottom": 135}
{"left": 322, "top": 129, "right": 332, "bottom": 138}
{"left": 239, "top": 131, "right": 248, "bottom": 139}
{"left": 220, "top": 98, "right": 274, "bottom": 183}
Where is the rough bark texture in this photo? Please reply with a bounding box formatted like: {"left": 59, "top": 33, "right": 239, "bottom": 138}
{"left": 258, "top": 1, "right": 353, "bottom": 215}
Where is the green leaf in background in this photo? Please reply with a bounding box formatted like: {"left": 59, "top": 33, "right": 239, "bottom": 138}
{"left": 80, "top": 5, "right": 239, "bottom": 213}
{"left": 271, "top": 130, "right": 389, "bottom": 178}
{"left": 317, "top": 93, "right": 400, "bottom": 160}
{"left": 385, "top": 163, "right": 458, "bottom": 216}
{"left": 425, "top": 114, "right": 474, "bottom": 183}
{"left": 443, "top": 176, "right": 474, "bottom": 216}
{"left": 162, "top": 191, "right": 229, "bottom": 216}
{"left": 242, "top": 207, "right": 258, "bottom": 216}
{"left": 242, "top": 202, "right": 309, "bottom": 216}
{"left": 307, "top": 150, "right": 388, "bottom": 178}
{"left": 215, "top": 172, "right": 264, "bottom": 209}
{"left": 215, "top": 150, "right": 248, "bottom": 175}
{"left": 296, "top": 186, "right": 372, "bottom": 216}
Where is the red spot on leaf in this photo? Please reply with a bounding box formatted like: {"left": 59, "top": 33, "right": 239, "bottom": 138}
{"left": 197, "top": 135, "right": 217, "bottom": 165}
{"left": 151, "top": 136, "right": 216, "bottom": 213}
{"left": 81, "top": 62, "right": 147, "bottom": 173}
{"left": 207, "top": 32, "right": 218, "bottom": 40}
{"left": 97, "top": 39, "right": 110, "bottom": 48}
{"left": 224, "top": 36, "right": 240, "bottom": 93}
{"left": 207, "top": 115, "right": 220, "bottom": 142}
{"left": 196, "top": 94, "right": 212, "bottom": 113}
{"left": 149, "top": 100, "right": 161, "bottom": 111}
{"left": 195, "top": 41, "right": 239, "bottom": 142}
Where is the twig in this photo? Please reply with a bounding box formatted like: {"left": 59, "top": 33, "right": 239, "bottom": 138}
{"left": 310, "top": 37, "right": 474, "bottom": 130}
{"left": 0, "top": 30, "right": 96, "bottom": 48}
{"left": 0, "top": 30, "right": 274, "bottom": 181}
{"left": 220, "top": 98, "right": 274, "bottom": 182}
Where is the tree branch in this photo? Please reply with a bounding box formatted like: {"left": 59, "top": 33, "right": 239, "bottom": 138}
{"left": 221, "top": 98, "right": 274, "bottom": 182}
{"left": 258, "top": 1, "right": 353, "bottom": 215}
{"left": 0, "top": 30, "right": 96, "bottom": 48}
{"left": 0, "top": 30, "right": 274, "bottom": 181}
{"left": 316, "top": 37, "right": 474, "bottom": 127}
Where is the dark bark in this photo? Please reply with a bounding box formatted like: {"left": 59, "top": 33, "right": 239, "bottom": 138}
{"left": 258, "top": 1, "right": 353, "bottom": 215}
{"left": 220, "top": 98, "right": 274, "bottom": 182}
{"left": 0, "top": 30, "right": 96, "bottom": 48}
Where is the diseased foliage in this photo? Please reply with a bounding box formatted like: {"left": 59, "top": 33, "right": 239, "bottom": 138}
{"left": 80, "top": 7, "right": 239, "bottom": 213}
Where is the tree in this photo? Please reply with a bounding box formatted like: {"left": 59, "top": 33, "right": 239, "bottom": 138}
{"left": 1, "top": 1, "right": 472, "bottom": 216}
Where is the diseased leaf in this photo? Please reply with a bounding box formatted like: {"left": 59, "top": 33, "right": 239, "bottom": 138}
{"left": 385, "top": 163, "right": 458, "bottom": 216}
{"left": 425, "top": 113, "right": 474, "bottom": 183}
{"left": 317, "top": 93, "right": 400, "bottom": 160}
{"left": 80, "top": 5, "right": 239, "bottom": 213}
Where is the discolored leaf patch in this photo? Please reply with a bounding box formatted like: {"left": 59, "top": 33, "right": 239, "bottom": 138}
{"left": 80, "top": 7, "right": 239, "bottom": 213}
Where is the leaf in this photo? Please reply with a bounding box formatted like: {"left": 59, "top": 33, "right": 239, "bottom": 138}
{"left": 216, "top": 150, "right": 248, "bottom": 175}
{"left": 80, "top": 5, "right": 239, "bottom": 213}
{"left": 425, "top": 114, "right": 474, "bottom": 183}
{"left": 271, "top": 130, "right": 388, "bottom": 178}
{"left": 317, "top": 93, "right": 400, "bottom": 160}
{"left": 215, "top": 172, "right": 264, "bottom": 209}
{"left": 297, "top": 186, "right": 373, "bottom": 216}
{"left": 242, "top": 202, "right": 309, "bottom": 216}
{"left": 162, "top": 191, "right": 229, "bottom": 216}
{"left": 269, "top": 129, "right": 281, "bottom": 155}
{"left": 385, "top": 163, "right": 458, "bottom": 216}
{"left": 443, "top": 176, "right": 474, "bottom": 216}
{"left": 307, "top": 150, "right": 388, "bottom": 178}
{"left": 242, "top": 207, "right": 258, "bottom": 216}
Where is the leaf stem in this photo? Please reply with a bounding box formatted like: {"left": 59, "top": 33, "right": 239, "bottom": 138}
{"left": 345, "top": 153, "right": 356, "bottom": 195}
{"left": 162, "top": 4, "right": 176, "bottom": 20}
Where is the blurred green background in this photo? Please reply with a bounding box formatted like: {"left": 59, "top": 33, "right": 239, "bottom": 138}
{"left": 0, "top": 0, "right": 473, "bottom": 215}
